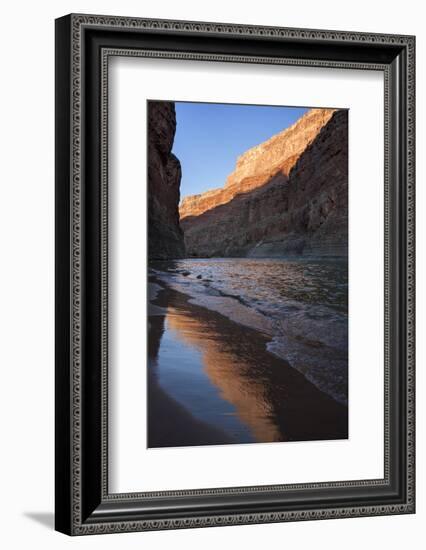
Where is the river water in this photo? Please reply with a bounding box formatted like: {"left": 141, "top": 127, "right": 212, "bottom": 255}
{"left": 150, "top": 257, "right": 348, "bottom": 408}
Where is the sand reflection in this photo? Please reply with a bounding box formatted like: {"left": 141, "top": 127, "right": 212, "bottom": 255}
{"left": 166, "top": 306, "right": 282, "bottom": 442}
{"left": 148, "top": 280, "right": 348, "bottom": 447}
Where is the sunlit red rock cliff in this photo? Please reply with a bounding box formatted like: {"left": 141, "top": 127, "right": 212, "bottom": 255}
{"left": 179, "top": 108, "right": 348, "bottom": 258}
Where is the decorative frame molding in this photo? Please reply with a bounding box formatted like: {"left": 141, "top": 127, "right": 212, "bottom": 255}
{"left": 55, "top": 13, "right": 415, "bottom": 535}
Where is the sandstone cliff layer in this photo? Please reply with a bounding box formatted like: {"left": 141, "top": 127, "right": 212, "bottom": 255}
{"left": 180, "top": 108, "right": 348, "bottom": 258}
{"left": 148, "top": 101, "right": 185, "bottom": 260}
{"left": 180, "top": 108, "right": 336, "bottom": 220}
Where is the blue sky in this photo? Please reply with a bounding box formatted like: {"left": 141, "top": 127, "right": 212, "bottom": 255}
{"left": 172, "top": 102, "right": 309, "bottom": 200}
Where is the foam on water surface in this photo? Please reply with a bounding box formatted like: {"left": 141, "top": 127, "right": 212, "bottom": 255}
{"left": 150, "top": 258, "right": 348, "bottom": 405}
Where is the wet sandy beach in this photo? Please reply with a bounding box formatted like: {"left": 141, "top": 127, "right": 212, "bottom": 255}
{"left": 148, "top": 276, "right": 348, "bottom": 448}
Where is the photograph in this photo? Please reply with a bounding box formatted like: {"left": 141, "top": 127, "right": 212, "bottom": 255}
{"left": 147, "top": 100, "right": 349, "bottom": 448}
{"left": 51, "top": 9, "right": 415, "bottom": 538}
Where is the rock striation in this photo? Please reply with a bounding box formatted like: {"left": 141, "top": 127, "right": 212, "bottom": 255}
{"left": 148, "top": 101, "right": 185, "bottom": 259}
{"left": 180, "top": 108, "right": 336, "bottom": 220}
{"left": 180, "top": 108, "right": 348, "bottom": 258}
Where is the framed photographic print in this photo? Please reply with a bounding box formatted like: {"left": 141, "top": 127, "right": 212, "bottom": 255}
{"left": 55, "top": 14, "right": 415, "bottom": 535}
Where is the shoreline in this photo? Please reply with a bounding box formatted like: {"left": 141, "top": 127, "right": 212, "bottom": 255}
{"left": 148, "top": 274, "right": 348, "bottom": 448}
{"left": 150, "top": 257, "right": 348, "bottom": 406}
{"left": 150, "top": 254, "right": 348, "bottom": 262}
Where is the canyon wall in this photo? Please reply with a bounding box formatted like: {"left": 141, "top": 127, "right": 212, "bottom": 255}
{"left": 148, "top": 101, "right": 185, "bottom": 260}
{"left": 180, "top": 108, "right": 348, "bottom": 258}
{"left": 180, "top": 108, "right": 335, "bottom": 220}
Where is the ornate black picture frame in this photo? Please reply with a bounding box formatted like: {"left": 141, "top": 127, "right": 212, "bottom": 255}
{"left": 55, "top": 13, "right": 415, "bottom": 535}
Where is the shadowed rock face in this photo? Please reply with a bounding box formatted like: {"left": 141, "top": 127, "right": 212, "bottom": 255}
{"left": 180, "top": 109, "right": 348, "bottom": 258}
{"left": 148, "top": 101, "right": 185, "bottom": 260}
